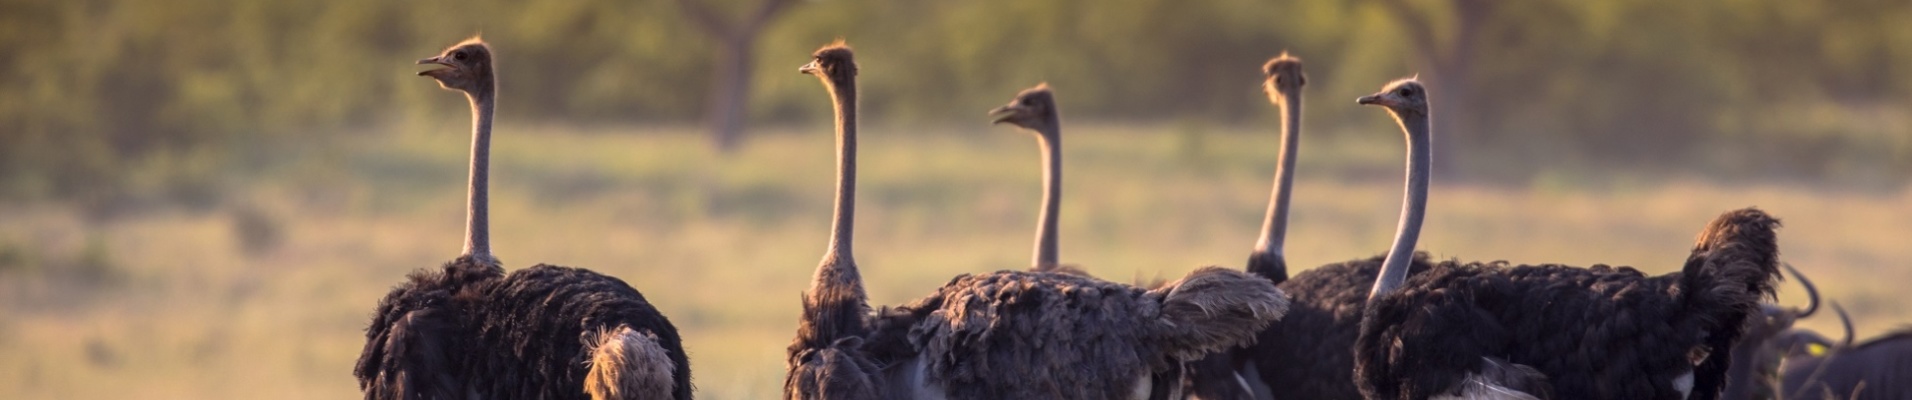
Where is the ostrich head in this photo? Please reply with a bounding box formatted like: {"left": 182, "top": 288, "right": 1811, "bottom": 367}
{"left": 800, "top": 41, "right": 858, "bottom": 87}
{"left": 1356, "top": 78, "right": 1428, "bottom": 118}
{"left": 1262, "top": 52, "right": 1306, "bottom": 102}
{"left": 989, "top": 83, "right": 1059, "bottom": 134}
{"left": 417, "top": 37, "right": 496, "bottom": 96}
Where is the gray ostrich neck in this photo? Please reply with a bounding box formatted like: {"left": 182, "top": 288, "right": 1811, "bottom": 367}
{"left": 1033, "top": 125, "right": 1061, "bottom": 270}
{"left": 1369, "top": 111, "right": 1429, "bottom": 299}
{"left": 823, "top": 79, "right": 857, "bottom": 265}
{"left": 1253, "top": 89, "right": 1301, "bottom": 263}
{"left": 463, "top": 91, "right": 496, "bottom": 261}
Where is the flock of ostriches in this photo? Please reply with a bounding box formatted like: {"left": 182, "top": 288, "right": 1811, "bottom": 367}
{"left": 350, "top": 37, "right": 1909, "bottom": 400}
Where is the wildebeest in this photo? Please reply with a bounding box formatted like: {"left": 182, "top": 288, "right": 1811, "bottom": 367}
{"left": 1722, "top": 263, "right": 1821, "bottom": 400}
{"left": 1779, "top": 303, "right": 1912, "bottom": 400}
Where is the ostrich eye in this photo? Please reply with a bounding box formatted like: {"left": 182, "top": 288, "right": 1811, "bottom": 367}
{"left": 453, "top": 51, "right": 468, "bottom": 61}
{"left": 1397, "top": 87, "right": 1415, "bottom": 97}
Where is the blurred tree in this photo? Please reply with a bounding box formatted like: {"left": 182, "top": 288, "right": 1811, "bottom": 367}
{"left": 1370, "top": 0, "right": 1490, "bottom": 180}
{"left": 673, "top": 0, "right": 798, "bottom": 153}
{"left": 0, "top": 0, "right": 1907, "bottom": 207}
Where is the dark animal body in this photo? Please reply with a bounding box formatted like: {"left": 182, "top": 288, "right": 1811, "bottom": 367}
{"left": 1720, "top": 264, "right": 1821, "bottom": 400}
{"left": 890, "top": 268, "right": 1283, "bottom": 399}
{"left": 1289, "top": 78, "right": 1793, "bottom": 400}
{"left": 788, "top": 266, "right": 1287, "bottom": 400}
{"left": 355, "top": 257, "right": 691, "bottom": 399}
{"left": 1198, "top": 76, "right": 1788, "bottom": 400}
{"left": 1781, "top": 312, "right": 1912, "bottom": 400}
{"left": 1215, "top": 253, "right": 1436, "bottom": 399}
{"left": 1223, "top": 243, "right": 1777, "bottom": 400}
{"left": 1355, "top": 208, "right": 1784, "bottom": 400}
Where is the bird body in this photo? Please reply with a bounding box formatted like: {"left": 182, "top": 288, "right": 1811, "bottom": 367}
{"left": 1219, "top": 253, "right": 1435, "bottom": 399}
{"left": 871, "top": 268, "right": 1286, "bottom": 399}
{"left": 783, "top": 42, "right": 1287, "bottom": 400}
{"left": 1348, "top": 78, "right": 1784, "bottom": 400}
{"left": 358, "top": 259, "right": 689, "bottom": 399}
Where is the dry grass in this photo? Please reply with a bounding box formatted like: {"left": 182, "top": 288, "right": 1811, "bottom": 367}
{"left": 0, "top": 123, "right": 1906, "bottom": 399}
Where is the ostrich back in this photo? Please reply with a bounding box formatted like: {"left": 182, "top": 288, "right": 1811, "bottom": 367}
{"left": 903, "top": 271, "right": 1176, "bottom": 399}
{"left": 1235, "top": 252, "right": 1435, "bottom": 400}
{"left": 891, "top": 268, "right": 1283, "bottom": 400}
{"left": 1357, "top": 262, "right": 1736, "bottom": 400}
{"left": 356, "top": 258, "right": 690, "bottom": 400}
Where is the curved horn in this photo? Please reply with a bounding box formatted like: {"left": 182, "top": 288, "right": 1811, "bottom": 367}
{"left": 1831, "top": 302, "right": 1853, "bottom": 348}
{"left": 1783, "top": 262, "right": 1819, "bottom": 318}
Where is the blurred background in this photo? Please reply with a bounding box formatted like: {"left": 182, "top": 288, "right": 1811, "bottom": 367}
{"left": 1, "top": 0, "right": 1907, "bottom": 397}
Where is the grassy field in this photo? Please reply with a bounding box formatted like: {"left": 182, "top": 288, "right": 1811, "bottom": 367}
{"left": 1, "top": 122, "right": 1907, "bottom": 399}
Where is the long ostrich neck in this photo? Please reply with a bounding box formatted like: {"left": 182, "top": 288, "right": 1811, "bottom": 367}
{"left": 1032, "top": 125, "right": 1061, "bottom": 270}
{"left": 1369, "top": 111, "right": 1429, "bottom": 299}
{"left": 798, "top": 71, "right": 868, "bottom": 349}
{"left": 822, "top": 77, "right": 857, "bottom": 265}
{"left": 1253, "top": 89, "right": 1301, "bottom": 261}
{"left": 463, "top": 90, "right": 495, "bottom": 260}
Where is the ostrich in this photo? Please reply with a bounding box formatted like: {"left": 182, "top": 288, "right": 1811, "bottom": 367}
{"left": 783, "top": 41, "right": 1289, "bottom": 400}
{"left": 1245, "top": 53, "right": 1306, "bottom": 285}
{"left": 1349, "top": 78, "right": 1785, "bottom": 400}
{"left": 992, "top": 83, "right": 1271, "bottom": 395}
{"left": 1721, "top": 263, "right": 1821, "bottom": 400}
{"left": 1186, "top": 53, "right": 1322, "bottom": 399}
{"left": 992, "top": 84, "right": 1270, "bottom": 395}
{"left": 354, "top": 38, "right": 691, "bottom": 400}
{"left": 1186, "top": 54, "right": 1445, "bottom": 400}
{"left": 988, "top": 83, "right": 1068, "bottom": 273}
{"left": 1779, "top": 303, "right": 1912, "bottom": 400}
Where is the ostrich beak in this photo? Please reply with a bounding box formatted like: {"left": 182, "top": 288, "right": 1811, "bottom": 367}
{"left": 799, "top": 60, "right": 821, "bottom": 75}
{"left": 1356, "top": 94, "right": 1383, "bottom": 106}
{"left": 417, "top": 56, "right": 454, "bottom": 77}
{"left": 988, "top": 105, "right": 1023, "bottom": 124}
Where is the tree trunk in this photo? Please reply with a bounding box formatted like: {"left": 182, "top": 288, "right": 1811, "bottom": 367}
{"left": 674, "top": 0, "right": 796, "bottom": 154}
{"left": 1374, "top": 0, "right": 1489, "bottom": 181}
{"left": 707, "top": 38, "right": 754, "bottom": 153}
{"left": 1427, "top": 62, "right": 1468, "bottom": 181}
{"left": 1437, "top": 0, "right": 1485, "bottom": 182}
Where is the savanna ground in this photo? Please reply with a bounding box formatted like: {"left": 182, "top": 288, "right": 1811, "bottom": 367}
{"left": 1, "top": 123, "right": 1906, "bottom": 399}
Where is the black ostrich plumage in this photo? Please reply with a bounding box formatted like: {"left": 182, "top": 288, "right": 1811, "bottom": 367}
{"left": 1355, "top": 208, "right": 1782, "bottom": 400}
{"left": 355, "top": 257, "right": 691, "bottom": 400}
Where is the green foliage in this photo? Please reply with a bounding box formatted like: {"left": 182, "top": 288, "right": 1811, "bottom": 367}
{"left": 1, "top": 0, "right": 1909, "bottom": 206}
{"left": 0, "top": 240, "right": 27, "bottom": 274}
